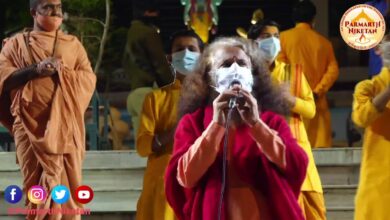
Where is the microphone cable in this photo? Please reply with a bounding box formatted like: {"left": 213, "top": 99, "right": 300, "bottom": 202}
{"left": 217, "top": 104, "right": 235, "bottom": 220}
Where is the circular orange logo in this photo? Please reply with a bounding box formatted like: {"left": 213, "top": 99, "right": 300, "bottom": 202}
{"left": 340, "top": 4, "right": 386, "bottom": 50}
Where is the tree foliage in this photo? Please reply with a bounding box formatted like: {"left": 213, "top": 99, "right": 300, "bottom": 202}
{"left": 1, "top": 0, "right": 131, "bottom": 91}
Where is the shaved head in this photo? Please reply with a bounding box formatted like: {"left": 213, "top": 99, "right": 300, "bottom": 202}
{"left": 30, "top": 0, "right": 63, "bottom": 32}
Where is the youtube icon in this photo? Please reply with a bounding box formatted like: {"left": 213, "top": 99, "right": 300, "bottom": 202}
{"left": 75, "top": 185, "right": 94, "bottom": 204}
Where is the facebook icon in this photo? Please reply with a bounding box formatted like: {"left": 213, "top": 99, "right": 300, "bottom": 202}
{"left": 4, "top": 185, "right": 23, "bottom": 204}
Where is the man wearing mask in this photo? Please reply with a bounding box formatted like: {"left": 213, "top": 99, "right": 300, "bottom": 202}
{"left": 248, "top": 19, "right": 326, "bottom": 220}
{"left": 135, "top": 30, "right": 203, "bottom": 220}
{"left": 0, "top": 0, "right": 96, "bottom": 219}
{"left": 278, "top": 0, "right": 339, "bottom": 148}
{"left": 124, "top": 1, "right": 174, "bottom": 137}
{"left": 366, "top": 0, "right": 389, "bottom": 77}
{"left": 352, "top": 35, "right": 390, "bottom": 220}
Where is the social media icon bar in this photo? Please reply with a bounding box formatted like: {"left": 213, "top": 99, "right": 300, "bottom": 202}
{"left": 51, "top": 185, "right": 70, "bottom": 204}
{"left": 28, "top": 185, "right": 47, "bottom": 204}
{"left": 4, "top": 185, "right": 23, "bottom": 204}
{"left": 75, "top": 185, "right": 94, "bottom": 204}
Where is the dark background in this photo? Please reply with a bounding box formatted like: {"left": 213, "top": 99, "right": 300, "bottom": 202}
{"left": 0, "top": 0, "right": 372, "bottom": 92}
{"left": 1, "top": 0, "right": 368, "bottom": 46}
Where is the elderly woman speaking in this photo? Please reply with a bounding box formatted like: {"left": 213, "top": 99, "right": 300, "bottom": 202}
{"left": 165, "top": 37, "right": 308, "bottom": 220}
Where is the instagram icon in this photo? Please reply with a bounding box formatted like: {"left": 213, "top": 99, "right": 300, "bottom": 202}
{"left": 28, "top": 186, "right": 47, "bottom": 204}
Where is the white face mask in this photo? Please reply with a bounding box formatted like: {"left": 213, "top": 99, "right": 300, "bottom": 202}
{"left": 213, "top": 62, "right": 253, "bottom": 93}
{"left": 380, "top": 42, "right": 390, "bottom": 68}
{"left": 257, "top": 37, "right": 281, "bottom": 62}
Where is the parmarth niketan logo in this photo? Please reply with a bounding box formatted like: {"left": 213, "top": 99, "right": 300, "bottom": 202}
{"left": 340, "top": 4, "right": 386, "bottom": 50}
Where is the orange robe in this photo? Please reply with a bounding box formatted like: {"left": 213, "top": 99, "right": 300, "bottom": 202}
{"left": 278, "top": 23, "right": 339, "bottom": 148}
{"left": 0, "top": 30, "right": 96, "bottom": 220}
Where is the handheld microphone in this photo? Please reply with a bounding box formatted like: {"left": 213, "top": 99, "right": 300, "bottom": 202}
{"left": 228, "top": 80, "right": 242, "bottom": 109}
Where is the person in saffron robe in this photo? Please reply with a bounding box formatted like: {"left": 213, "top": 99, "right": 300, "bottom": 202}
{"left": 247, "top": 19, "right": 326, "bottom": 220}
{"left": 278, "top": 0, "right": 339, "bottom": 148}
{"left": 136, "top": 30, "right": 203, "bottom": 220}
{"left": 0, "top": 0, "right": 96, "bottom": 219}
{"left": 352, "top": 35, "right": 390, "bottom": 220}
{"left": 165, "top": 37, "right": 308, "bottom": 220}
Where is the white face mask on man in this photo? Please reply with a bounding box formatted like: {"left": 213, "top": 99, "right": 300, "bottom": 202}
{"left": 257, "top": 37, "right": 281, "bottom": 63}
{"left": 380, "top": 41, "right": 390, "bottom": 68}
{"left": 213, "top": 62, "right": 254, "bottom": 93}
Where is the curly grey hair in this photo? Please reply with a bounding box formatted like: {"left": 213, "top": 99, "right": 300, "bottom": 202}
{"left": 179, "top": 36, "right": 290, "bottom": 116}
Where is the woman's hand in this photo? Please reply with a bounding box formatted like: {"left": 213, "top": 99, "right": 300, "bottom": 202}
{"left": 236, "top": 88, "right": 261, "bottom": 126}
{"left": 212, "top": 89, "right": 238, "bottom": 126}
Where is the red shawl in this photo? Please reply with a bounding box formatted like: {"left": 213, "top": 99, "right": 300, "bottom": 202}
{"left": 165, "top": 106, "right": 308, "bottom": 220}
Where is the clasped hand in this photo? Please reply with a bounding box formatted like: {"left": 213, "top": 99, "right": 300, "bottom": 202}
{"left": 37, "top": 57, "right": 61, "bottom": 76}
{"left": 212, "top": 85, "right": 260, "bottom": 126}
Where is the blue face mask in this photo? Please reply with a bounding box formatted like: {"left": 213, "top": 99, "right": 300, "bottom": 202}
{"left": 171, "top": 49, "right": 200, "bottom": 75}
{"left": 257, "top": 37, "right": 281, "bottom": 62}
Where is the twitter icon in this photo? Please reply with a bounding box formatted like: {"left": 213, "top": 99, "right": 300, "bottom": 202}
{"left": 51, "top": 185, "right": 70, "bottom": 204}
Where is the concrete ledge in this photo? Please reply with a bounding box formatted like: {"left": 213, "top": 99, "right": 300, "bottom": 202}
{"left": 323, "top": 185, "right": 357, "bottom": 207}
{"left": 0, "top": 148, "right": 361, "bottom": 217}
{"left": 313, "top": 147, "right": 361, "bottom": 166}
{"left": 0, "top": 147, "right": 362, "bottom": 171}
{"left": 327, "top": 207, "right": 354, "bottom": 220}
{"left": 318, "top": 166, "right": 360, "bottom": 185}
{"left": 0, "top": 151, "right": 146, "bottom": 171}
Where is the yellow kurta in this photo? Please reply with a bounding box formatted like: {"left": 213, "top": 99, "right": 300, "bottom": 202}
{"left": 272, "top": 61, "right": 326, "bottom": 220}
{"left": 352, "top": 67, "right": 390, "bottom": 220}
{"left": 271, "top": 61, "right": 322, "bottom": 192}
{"left": 136, "top": 80, "right": 180, "bottom": 220}
{"left": 278, "top": 23, "right": 339, "bottom": 148}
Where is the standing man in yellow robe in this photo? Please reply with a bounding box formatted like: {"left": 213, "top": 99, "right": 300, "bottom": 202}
{"left": 135, "top": 30, "right": 203, "bottom": 220}
{"left": 352, "top": 36, "right": 390, "bottom": 220}
{"left": 278, "top": 0, "right": 339, "bottom": 148}
{"left": 248, "top": 19, "right": 326, "bottom": 220}
{"left": 0, "top": 0, "right": 96, "bottom": 219}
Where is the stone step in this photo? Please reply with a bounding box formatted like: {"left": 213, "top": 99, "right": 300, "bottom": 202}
{"left": 0, "top": 151, "right": 147, "bottom": 171}
{"left": 312, "top": 147, "right": 361, "bottom": 165}
{"left": 314, "top": 147, "right": 361, "bottom": 185}
{"left": 0, "top": 148, "right": 361, "bottom": 218}
{"left": 327, "top": 206, "right": 354, "bottom": 220}
{"left": 86, "top": 190, "right": 140, "bottom": 212}
{"left": 0, "top": 148, "right": 362, "bottom": 191}
{"left": 0, "top": 169, "right": 144, "bottom": 192}
{"left": 0, "top": 147, "right": 362, "bottom": 168}
{"left": 0, "top": 152, "right": 145, "bottom": 217}
{"left": 1, "top": 193, "right": 355, "bottom": 220}
{"left": 0, "top": 147, "right": 362, "bottom": 170}
{"left": 318, "top": 165, "right": 360, "bottom": 185}
{"left": 323, "top": 185, "right": 357, "bottom": 207}
{"left": 0, "top": 149, "right": 362, "bottom": 188}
